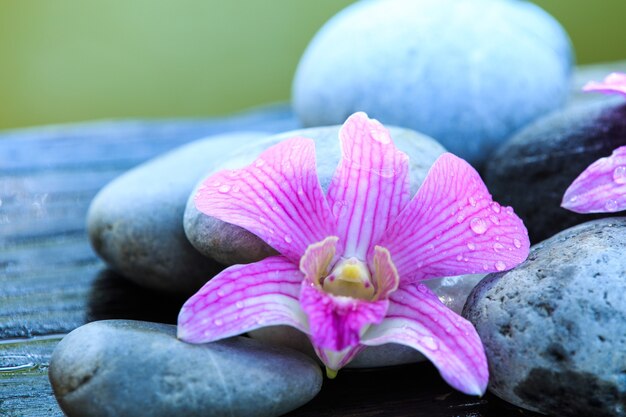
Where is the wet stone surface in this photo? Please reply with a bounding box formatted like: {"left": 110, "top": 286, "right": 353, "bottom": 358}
{"left": 49, "top": 320, "right": 323, "bottom": 417}
{"left": 463, "top": 218, "right": 626, "bottom": 417}
{"left": 87, "top": 132, "right": 267, "bottom": 294}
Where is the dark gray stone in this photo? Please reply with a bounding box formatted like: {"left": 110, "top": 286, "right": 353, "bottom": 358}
{"left": 49, "top": 320, "right": 322, "bottom": 417}
{"left": 87, "top": 132, "right": 267, "bottom": 294}
{"left": 484, "top": 99, "right": 626, "bottom": 244}
{"left": 292, "top": 0, "right": 573, "bottom": 166}
{"left": 184, "top": 125, "right": 446, "bottom": 265}
{"left": 463, "top": 218, "right": 626, "bottom": 417}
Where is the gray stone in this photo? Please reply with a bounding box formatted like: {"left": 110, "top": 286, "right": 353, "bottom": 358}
{"left": 484, "top": 99, "right": 626, "bottom": 244}
{"left": 292, "top": 0, "right": 573, "bottom": 166}
{"left": 250, "top": 274, "right": 484, "bottom": 368}
{"left": 87, "top": 132, "right": 267, "bottom": 294}
{"left": 463, "top": 218, "right": 626, "bottom": 417}
{"left": 184, "top": 125, "right": 446, "bottom": 265}
{"left": 49, "top": 320, "right": 322, "bottom": 417}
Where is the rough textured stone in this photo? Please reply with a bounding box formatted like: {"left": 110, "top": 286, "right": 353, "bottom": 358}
{"left": 49, "top": 320, "right": 322, "bottom": 417}
{"left": 184, "top": 125, "right": 446, "bottom": 265}
{"left": 250, "top": 274, "right": 484, "bottom": 368}
{"left": 485, "top": 99, "right": 626, "bottom": 244}
{"left": 463, "top": 218, "right": 626, "bottom": 417}
{"left": 87, "top": 132, "right": 267, "bottom": 294}
{"left": 292, "top": 0, "right": 573, "bottom": 166}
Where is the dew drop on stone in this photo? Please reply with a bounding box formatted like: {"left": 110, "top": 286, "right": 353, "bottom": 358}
{"left": 422, "top": 336, "right": 438, "bottom": 350}
{"left": 491, "top": 202, "right": 501, "bottom": 213}
{"left": 284, "top": 235, "right": 293, "bottom": 243}
{"left": 495, "top": 260, "right": 506, "bottom": 271}
{"left": 218, "top": 185, "right": 231, "bottom": 193}
{"left": 213, "top": 318, "right": 223, "bottom": 326}
{"left": 493, "top": 242, "right": 504, "bottom": 253}
{"left": 605, "top": 199, "right": 619, "bottom": 212}
{"left": 467, "top": 242, "right": 476, "bottom": 251}
{"left": 513, "top": 238, "right": 522, "bottom": 249}
{"left": 470, "top": 217, "right": 488, "bottom": 234}
{"left": 613, "top": 166, "right": 626, "bottom": 184}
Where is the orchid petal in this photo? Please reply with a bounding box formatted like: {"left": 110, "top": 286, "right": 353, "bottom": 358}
{"left": 583, "top": 73, "right": 626, "bottom": 97}
{"left": 562, "top": 146, "right": 626, "bottom": 213}
{"left": 361, "top": 284, "right": 488, "bottom": 396}
{"left": 300, "top": 282, "right": 388, "bottom": 352}
{"left": 177, "top": 256, "right": 307, "bottom": 343}
{"left": 327, "top": 112, "right": 410, "bottom": 260}
{"left": 299, "top": 236, "right": 339, "bottom": 286}
{"left": 195, "top": 137, "right": 335, "bottom": 263}
{"left": 377, "top": 153, "right": 529, "bottom": 282}
{"left": 371, "top": 246, "right": 400, "bottom": 300}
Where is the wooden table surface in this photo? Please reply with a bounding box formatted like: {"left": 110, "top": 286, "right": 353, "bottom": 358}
{"left": 0, "top": 103, "right": 551, "bottom": 417}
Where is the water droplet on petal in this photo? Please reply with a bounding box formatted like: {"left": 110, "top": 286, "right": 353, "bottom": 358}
{"left": 417, "top": 284, "right": 428, "bottom": 294}
{"left": 332, "top": 201, "right": 346, "bottom": 218}
{"left": 493, "top": 242, "right": 504, "bottom": 253}
{"left": 513, "top": 238, "right": 522, "bottom": 249}
{"left": 255, "top": 159, "right": 265, "bottom": 167}
{"left": 213, "top": 318, "right": 223, "bottom": 326}
{"left": 505, "top": 207, "right": 514, "bottom": 215}
{"left": 422, "top": 336, "right": 439, "bottom": 350}
{"left": 489, "top": 215, "right": 500, "bottom": 225}
{"left": 456, "top": 213, "right": 466, "bottom": 223}
{"left": 495, "top": 260, "right": 506, "bottom": 271}
{"left": 456, "top": 254, "right": 463, "bottom": 261}
{"left": 284, "top": 235, "right": 293, "bottom": 243}
{"left": 232, "top": 185, "right": 240, "bottom": 192}
{"left": 212, "top": 181, "right": 221, "bottom": 187}
{"left": 491, "top": 202, "right": 501, "bottom": 213}
{"left": 467, "top": 242, "right": 476, "bottom": 251}
{"left": 297, "top": 186, "right": 304, "bottom": 196}
{"left": 614, "top": 166, "right": 626, "bottom": 184}
{"left": 216, "top": 289, "right": 225, "bottom": 297}
{"left": 470, "top": 217, "right": 488, "bottom": 234}
{"left": 371, "top": 128, "right": 391, "bottom": 144}
{"left": 468, "top": 196, "right": 477, "bottom": 207}
{"left": 605, "top": 199, "right": 619, "bottom": 212}
{"left": 218, "top": 185, "right": 231, "bottom": 193}
{"left": 482, "top": 263, "right": 489, "bottom": 271}
{"left": 417, "top": 261, "right": 424, "bottom": 268}
{"left": 235, "top": 301, "right": 244, "bottom": 308}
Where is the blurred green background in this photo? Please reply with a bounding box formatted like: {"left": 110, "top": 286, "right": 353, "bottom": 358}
{"left": 0, "top": 0, "right": 624, "bottom": 130}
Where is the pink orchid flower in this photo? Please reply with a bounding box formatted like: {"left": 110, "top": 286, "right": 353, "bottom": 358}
{"left": 177, "top": 112, "right": 530, "bottom": 396}
{"left": 562, "top": 73, "right": 626, "bottom": 213}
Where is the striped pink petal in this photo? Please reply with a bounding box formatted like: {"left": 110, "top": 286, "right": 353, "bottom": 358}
{"left": 299, "top": 282, "right": 388, "bottom": 352}
{"left": 327, "top": 112, "right": 410, "bottom": 260}
{"left": 195, "top": 137, "right": 335, "bottom": 263}
{"left": 177, "top": 256, "right": 307, "bottom": 343}
{"left": 562, "top": 146, "right": 626, "bottom": 213}
{"left": 377, "top": 153, "right": 529, "bottom": 282}
{"left": 362, "top": 284, "right": 488, "bottom": 396}
{"left": 583, "top": 73, "right": 626, "bottom": 97}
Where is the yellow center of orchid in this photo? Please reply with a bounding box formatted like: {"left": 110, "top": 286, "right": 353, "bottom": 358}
{"left": 322, "top": 258, "right": 375, "bottom": 300}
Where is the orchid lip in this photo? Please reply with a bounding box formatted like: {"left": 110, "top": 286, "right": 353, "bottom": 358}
{"left": 322, "top": 257, "right": 375, "bottom": 300}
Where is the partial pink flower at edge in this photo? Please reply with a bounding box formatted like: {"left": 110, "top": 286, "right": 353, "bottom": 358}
{"left": 562, "top": 73, "right": 626, "bottom": 214}
{"left": 562, "top": 146, "right": 626, "bottom": 214}
{"left": 177, "top": 112, "right": 530, "bottom": 396}
{"left": 583, "top": 72, "right": 626, "bottom": 97}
